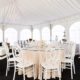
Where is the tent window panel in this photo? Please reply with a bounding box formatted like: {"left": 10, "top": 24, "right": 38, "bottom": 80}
{"left": 5, "top": 28, "right": 17, "bottom": 45}
{"left": 42, "top": 27, "right": 50, "bottom": 42}
{"left": 52, "top": 25, "right": 65, "bottom": 41}
{"left": 33, "top": 29, "right": 40, "bottom": 40}
{"left": 70, "top": 22, "right": 80, "bottom": 44}
{"left": 20, "top": 29, "right": 31, "bottom": 40}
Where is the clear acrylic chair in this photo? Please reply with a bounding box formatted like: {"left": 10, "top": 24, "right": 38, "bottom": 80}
{"left": 40, "top": 48, "right": 62, "bottom": 80}
{"left": 5, "top": 45, "right": 18, "bottom": 76}
{"left": 61, "top": 42, "right": 76, "bottom": 79}
{"left": 13, "top": 50, "right": 35, "bottom": 80}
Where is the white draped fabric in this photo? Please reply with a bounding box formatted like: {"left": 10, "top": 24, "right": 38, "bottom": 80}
{"left": 18, "top": 49, "right": 64, "bottom": 79}
{"left": 0, "top": 0, "right": 80, "bottom": 25}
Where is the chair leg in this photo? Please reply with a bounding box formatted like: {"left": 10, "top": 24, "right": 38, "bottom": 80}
{"left": 23, "top": 68, "right": 25, "bottom": 80}
{"left": 59, "top": 77, "right": 61, "bottom": 80}
{"left": 6, "top": 62, "right": 9, "bottom": 76}
{"left": 33, "top": 66, "right": 35, "bottom": 80}
{"left": 40, "top": 66, "right": 42, "bottom": 80}
{"left": 13, "top": 67, "right": 16, "bottom": 80}
{"left": 71, "top": 63, "right": 73, "bottom": 79}
{"left": 45, "top": 69, "right": 47, "bottom": 80}
{"left": 73, "top": 61, "right": 76, "bottom": 74}
{"left": 58, "top": 68, "right": 61, "bottom": 80}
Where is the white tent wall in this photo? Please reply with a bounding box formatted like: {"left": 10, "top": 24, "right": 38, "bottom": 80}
{"left": 0, "top": 14, "right": 80, "bottom": 41}
{"left": 0, "top": 14, "right": 80, "bottom": 55}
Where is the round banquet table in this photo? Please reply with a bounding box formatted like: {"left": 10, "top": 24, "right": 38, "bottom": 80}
{"left": 18, "top": 49, "right": 64, "bottom": 79}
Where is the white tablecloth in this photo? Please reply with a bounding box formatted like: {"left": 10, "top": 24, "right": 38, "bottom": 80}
{"left": 18, "top": 49, "right": 64, "bottom": 79}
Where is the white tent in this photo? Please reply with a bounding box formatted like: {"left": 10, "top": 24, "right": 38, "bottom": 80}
{"left": 0, "top": 0, "right": 80, "bottom": 25}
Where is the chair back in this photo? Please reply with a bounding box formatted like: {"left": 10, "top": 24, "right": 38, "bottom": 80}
{"left": 43, "top": 48, "right": 62, "bottom": 66}
{"left": 61, "top": 41, "right": 76, "bottom": 59}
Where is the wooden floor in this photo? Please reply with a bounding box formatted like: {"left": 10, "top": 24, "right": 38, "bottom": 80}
{"left": 0, "top": 55, "right": 80, "bottom": 80}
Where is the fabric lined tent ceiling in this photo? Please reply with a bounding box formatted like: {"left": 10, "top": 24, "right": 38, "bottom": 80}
{"left": 0, "top": 0, "right": 80, "bottom": 26}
